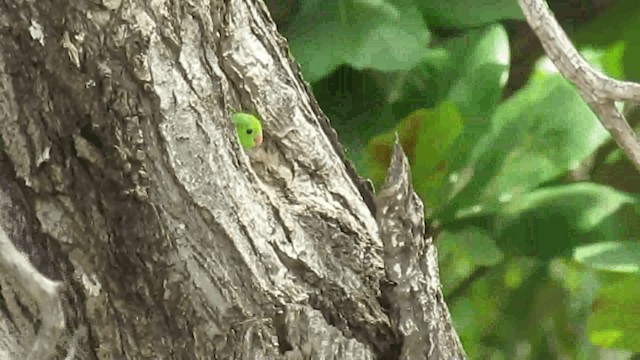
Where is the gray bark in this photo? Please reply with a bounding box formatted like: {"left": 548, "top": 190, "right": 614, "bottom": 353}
{"left": 0, "top": 0, "right": 464, "bottom": 359}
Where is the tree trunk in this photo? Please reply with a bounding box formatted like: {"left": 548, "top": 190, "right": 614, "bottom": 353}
{"left": 0, "top": 0, "right": 465, "bottom": 359}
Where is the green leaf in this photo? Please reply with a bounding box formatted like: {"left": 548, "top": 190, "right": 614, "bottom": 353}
{"left": 286, "top": 0, "right": 430, "bottom": 82}
{"left": 419, "top": 0, "right": 524, "bottom": 29}
{"left": 366, "top": 102, "right": 463, "bottom": 199}
{"left": 573, "top": 0, "right": 640, "bottom": 82}
{"left": 414, "top": 103, "right": 463, "bottom": 171}
{"left": 412, "top": 102, "right": 463, "bottom": 210}
{"left": 438, "top": 226, "right": 503, "bottom": 284}
{"left": 373, "top": 24, "right": 509, "bottom": 124}
{"left": 574, "top": 242, "right": 640, "bottom": 274}
{"left": 366, "top": 104, "right": 427, "bottom": 186}
{"left": 437, "top": 25, "right": 510, "bottom": 201}
{"left": 588, "top": 275, "right": 640, "bottom": 351}
{"left": 599, "top": 41, "right": 626, "bottom": 80}
{"left": 312, "top": 67, "right": 397, "bottom": 176}
{"left": 366, "top": 25, "right": 509, "bottom": 214}
{"left": 439, "top": 64, "right": 610, "bottom": 222}
{"left": 493, "top": 183, "right": 637, "bottom": 259}
{"left": 446, "top": 25, "right": 510, "bottom": 121}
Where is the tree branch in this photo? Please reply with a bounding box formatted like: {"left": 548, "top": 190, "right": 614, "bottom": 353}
{"left": 375, "top": 136, "right": 466, "bottom": 359}
{"left": 518, "top": 0, "right": 640, "bottom": 171}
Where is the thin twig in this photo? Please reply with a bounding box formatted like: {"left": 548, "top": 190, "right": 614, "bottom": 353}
{"left": 518, "top": 0, "right": 640, "bottom": 172}
{"left": 444, "top": 267, "right": 489, "bottom": 306}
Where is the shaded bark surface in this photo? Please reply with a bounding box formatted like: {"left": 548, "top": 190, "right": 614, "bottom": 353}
{"left": 0, "top": 0, "right": 464, "bottom": 358}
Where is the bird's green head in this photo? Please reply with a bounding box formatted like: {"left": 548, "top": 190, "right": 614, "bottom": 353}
{"left": 232, "top": 112, "right": 263, "bottom": 149}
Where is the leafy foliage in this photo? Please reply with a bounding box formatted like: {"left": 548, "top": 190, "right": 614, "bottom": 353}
{"left": 275, "top": 0, "right": 640, "bottom": 358}
{"left": 419, "top": 0, "right": 524, "bottom": 28}
{"left": 285, "top": 0, "right": 430, "bottom": 82}
{"left": 574, "top": 242, "right": 640, "bottom": 274}
{"left": 588, "top": 276, "right": 640, "bottom": 351}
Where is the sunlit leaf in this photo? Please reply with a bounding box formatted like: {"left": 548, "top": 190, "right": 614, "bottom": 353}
{"left": 494, "top": 183, "right": 637, "bottom": 259}
{"left": 588, "top": 276, "right": 640, "bottom": 351}
{"left": 574, "top": 242, "right": 640, "bottom": 274}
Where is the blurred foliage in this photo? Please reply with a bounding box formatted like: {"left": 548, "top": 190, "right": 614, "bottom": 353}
{"left": 271, "top": 0, "right": 640, "bottom": 358}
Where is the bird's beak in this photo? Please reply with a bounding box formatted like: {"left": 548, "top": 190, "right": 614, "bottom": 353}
{"left": 255, "top": 133, "right": 263, "bottom": 146}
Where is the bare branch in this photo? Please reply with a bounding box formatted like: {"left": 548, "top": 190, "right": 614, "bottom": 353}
{"left": 375, "top": 136, "right": 466, "bottom": 359}
{"left": 519, "top": 0, "right": 640, "bottom": 171}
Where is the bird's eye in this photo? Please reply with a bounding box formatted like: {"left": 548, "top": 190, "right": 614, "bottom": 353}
{"left": 246, "top": 129, "right": 253, "bottom": 135}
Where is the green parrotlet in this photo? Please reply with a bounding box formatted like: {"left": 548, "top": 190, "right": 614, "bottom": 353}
{"left": 232, "top": 112, "right": 263, "bottom": 149}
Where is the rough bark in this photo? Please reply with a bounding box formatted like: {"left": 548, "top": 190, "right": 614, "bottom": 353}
{"left": 376, "top": 140, "right": 466, "bottom": 360}
{"left": 0, "top": 0, "right": 464, "bottom": 359}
